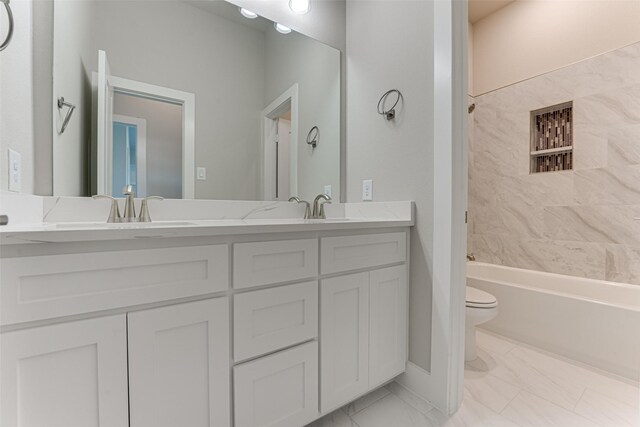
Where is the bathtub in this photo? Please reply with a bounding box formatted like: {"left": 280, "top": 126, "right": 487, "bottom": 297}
{"left": 467, "top": 262, "right": 640, "bottom": 381}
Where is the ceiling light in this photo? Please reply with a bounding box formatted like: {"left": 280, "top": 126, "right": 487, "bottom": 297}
{"left": 289, "top": 0, "right": 310, "bottom": 14}
{"left": 239, "top": 7, "right": 258, "bottom": 19}
{"left": 274, "top": 23, "right": 292, "bottom": 34}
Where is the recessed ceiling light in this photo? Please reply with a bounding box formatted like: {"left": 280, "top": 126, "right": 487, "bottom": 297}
{"left": 274, "top": 23, "right": 292, "bottom": 34}
{"left": 239, "top": 7, "right": 258, "bottom": 19}
{"left": 289, "top": 0, "right": 310, "bottom": 14}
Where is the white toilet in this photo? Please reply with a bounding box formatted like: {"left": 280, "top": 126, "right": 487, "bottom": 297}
{"left": 465, "top": 287, "right": 498, "bottom": 361}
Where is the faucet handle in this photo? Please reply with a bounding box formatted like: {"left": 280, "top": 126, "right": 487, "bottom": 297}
{"left": 139, "top": 196, "right": 164, "bottom": 222}
{"left": 318, "top": 197, "right": 332, "bottom": 219}
{"left": 289, "top": 197, "right": 312, "bottom": 219}
{"left": 92, "top": 195, "right": 121, "bottom": 223}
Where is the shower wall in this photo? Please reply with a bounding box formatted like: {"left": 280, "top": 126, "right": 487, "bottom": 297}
{"left": 468, "top": 42, "right": 640, "bottom": 285}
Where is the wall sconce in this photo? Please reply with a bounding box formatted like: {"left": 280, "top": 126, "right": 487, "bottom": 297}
{"left": 289, "top": 0, "right": 310, "bottom": 14}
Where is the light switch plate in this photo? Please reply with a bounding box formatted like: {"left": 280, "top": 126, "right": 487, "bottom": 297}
{"left": 196, "top": 167, "right": 207, "bottom": 181}
{"left": 323, "top": 185, "right": 332, "bottom": 197}
{"left": 362, "top": 179, "right": 373, "bottom": 201}
{"left": 8, "top": 149, "right": 22, "bottom": 192}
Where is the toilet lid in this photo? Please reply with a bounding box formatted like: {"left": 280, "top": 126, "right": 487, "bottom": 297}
{"left": 466, "top": 287, "right": 497, "bottom": 308}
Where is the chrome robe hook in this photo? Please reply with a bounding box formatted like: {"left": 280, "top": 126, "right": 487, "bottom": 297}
{"left": 0, "top": 0, "right": 14, "bottom": 52}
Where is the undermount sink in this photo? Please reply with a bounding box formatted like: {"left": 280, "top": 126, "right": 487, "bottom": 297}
{"left": 51, "top": 221, "right": 196, "bottom": 229}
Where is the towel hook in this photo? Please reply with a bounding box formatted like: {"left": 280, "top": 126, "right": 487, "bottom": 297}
{"left": 0, "top": 0, "right": 14, "bottom": 52}
{"left": 57, "top": 97, "right": 76, "bottom": 134}
{"left": 377, "top": 89, "right": 402, "bottom": 120}
{"left": 306, "top": 126, "right": 319, "bottom": 148}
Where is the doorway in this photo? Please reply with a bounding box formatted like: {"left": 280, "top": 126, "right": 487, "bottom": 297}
{"left": 262, "top": 84, "right": 298, "bottom": 201}
{"left": 111, "top": 114, "right": 147, "bottom": 198}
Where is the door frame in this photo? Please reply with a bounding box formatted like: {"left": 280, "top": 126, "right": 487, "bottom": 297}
{"left": 112, "top": 114, "right": 147, "bottom": 197}
{"left": 97, "top": 73, "right": 195, "bottom": 198}
{"left": 261, "top": 84, "right": 299, "bottom": 200}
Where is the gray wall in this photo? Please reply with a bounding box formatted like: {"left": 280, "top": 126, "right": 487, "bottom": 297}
{"left": 0, "top": 0, "right": 35, "bottom": 194}
{"left": 265, "top": 28, "right": 341, "bottom": 201}
{"left": 469, "top": 42, "right": 640, "bottom": 285}
{"left": 346, "top": 0, "right": 435, "bottom": 371}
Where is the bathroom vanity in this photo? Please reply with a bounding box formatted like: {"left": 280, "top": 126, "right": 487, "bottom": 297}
{"left": 0, "top": 198, "right": 413, "bottom": 427}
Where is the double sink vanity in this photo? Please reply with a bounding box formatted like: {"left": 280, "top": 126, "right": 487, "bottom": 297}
{"left": 0, "top": 195, "right": 413, "bottom": 427}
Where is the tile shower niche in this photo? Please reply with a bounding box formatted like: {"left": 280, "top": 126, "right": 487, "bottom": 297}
{"left": 530, "top": 102, "right": 573, "bottom": 173}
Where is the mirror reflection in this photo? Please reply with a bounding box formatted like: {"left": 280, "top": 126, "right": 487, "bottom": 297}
{"left": 53, "top": 0, "right": 341, "bottom": 201}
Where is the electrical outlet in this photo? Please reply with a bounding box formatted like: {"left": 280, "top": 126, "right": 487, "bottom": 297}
{"left": 362, "top": 179, "right": 373, "bottom": 201}
{"left": 323, "top": 185, "right": 332, "bottom": 197}
{"left": 196, "top": 167, "right": 207, "bottom": 181}
{"left": 8, "top": 149, "right": 22, "bottom": 192}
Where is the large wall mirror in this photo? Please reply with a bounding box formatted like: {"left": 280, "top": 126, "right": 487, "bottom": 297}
{"left": 53, "top": 0, "right": 341, "bottom": 202}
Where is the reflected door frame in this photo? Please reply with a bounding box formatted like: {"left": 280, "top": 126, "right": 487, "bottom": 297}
{"left": 108, "top": 76, "right": 195, "bottom": 199}
{"left": 95, "top": 64, "right": 195, "bottom": 198}
{"left": 112, "top": 114, "right": 147, "bottom": 197}
{"left": 261, "top": 84, "right": 299, "bottom": 201}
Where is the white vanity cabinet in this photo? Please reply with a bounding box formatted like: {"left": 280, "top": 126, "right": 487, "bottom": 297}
{"left": 0, "top": 298, "right": 231, "bottom": 427}
{"left": 1, "top": 225, "right": 410, "bottom": 427}
{"left": 0, "top": 315, "right": 129, "bottom": 427}
{"left": 128, "top": 298, "right": 230, "bottom": 427}
{"left": 319, "top": 234, "right": 408, "bottom": 414}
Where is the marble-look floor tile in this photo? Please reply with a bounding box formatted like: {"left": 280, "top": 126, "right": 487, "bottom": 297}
{"left": 477, "top": 346, "right": 586, "bottom": 411}
{"left": 306, "top": 409, "right": 358, "bottom": 427}
{"left": 501, "top": 391, "right": 601, "bottom": 427}
{"left": 423, "top": 395, "right": 521, "bottom": 427}
{"left": 386, "top": 381, "right": 435, "bottom": 415}
{"left": 463, "top": 368, "right": 520, "bottom": 413}
{"left": 342, "top": 386, "right": 390, "bottom": 416}
{"left": 350, "top": 393, "right": 433, "bottom": 427}
{"left": 574, "top": 387, "right": 640, "bottom": 427}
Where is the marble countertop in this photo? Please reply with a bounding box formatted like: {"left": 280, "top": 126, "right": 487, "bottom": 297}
{"left": 0, "top": 194, "right": 414, "bottom": 245}
{"left": 0, "top": 217, "right": 413, "bottom": 244}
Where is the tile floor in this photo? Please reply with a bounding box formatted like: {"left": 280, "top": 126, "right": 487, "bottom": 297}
{"left": 308, "top": 330, "right": 640, "bottom": 427}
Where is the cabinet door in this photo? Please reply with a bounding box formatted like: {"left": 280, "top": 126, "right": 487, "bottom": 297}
{"left": 234, "top": 341, "right": 318, "bottom": 427}
{"left": 128, "top": 298, "right": 230, "bottom": 427}
{"left": 370, "top": 265, "right": 408, "bottom": 386}
{"left": 320, "top": 272, "right": 369, "bottom": 413}
{"left": 0, "top": 315, "right": 128, "bottom": 427}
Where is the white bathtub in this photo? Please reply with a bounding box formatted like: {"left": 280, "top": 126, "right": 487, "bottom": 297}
{"left": 467, "top": 262, "right": 640, "bottom": 381}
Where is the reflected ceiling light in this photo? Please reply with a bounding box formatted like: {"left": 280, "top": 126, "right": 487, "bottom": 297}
{"left": 239, "top": 7, "right": 258, "bottom": 19}
{"left": 289, "top": 0, "right": 310, "bottom": 14}
{"left": 274, "top": 23, "right": 292, "bottom": 34}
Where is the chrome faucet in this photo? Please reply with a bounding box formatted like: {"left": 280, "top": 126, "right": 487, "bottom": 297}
{"left": 288, "top": 196, "right": 311, "bottom": 219}
{"left": 312, "top": 194, "right": 332, "bottom": 219}
{"left": 122, "top": 185, "right": 136, "bottom": 222}
{"left": 93, "top": 189, "right": 163, "bottom": 223}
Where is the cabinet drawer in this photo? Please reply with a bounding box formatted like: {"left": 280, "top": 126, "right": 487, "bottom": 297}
{"left": 233, "top": 239, "right": 317, "bottom": 289}
{"left": 0, "top": 245, "right": 229, "bottom": 325}
{"left": 234, "top": 281, "right": 317, "bottom": 362}
{"left": 234, "top": 341, "right": 318, "bottom": 427}
{"left": 320, "top": 232, "right": 406, "bottom": 274}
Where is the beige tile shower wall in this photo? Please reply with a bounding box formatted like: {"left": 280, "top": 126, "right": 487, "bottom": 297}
{"left": 468, "top": 42, "right": 640, "bottom": 285}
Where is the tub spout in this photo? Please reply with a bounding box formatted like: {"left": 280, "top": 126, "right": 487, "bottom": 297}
{"left": 467, "top": 253, "right": 476, "bottom": 261}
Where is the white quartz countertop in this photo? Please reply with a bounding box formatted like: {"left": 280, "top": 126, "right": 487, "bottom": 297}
{"left": 0, "top": 195, "right": 414, "bottom": 245}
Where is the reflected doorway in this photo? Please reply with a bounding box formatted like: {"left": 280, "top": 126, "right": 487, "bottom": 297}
{"left": 112, "top": 114, "right": 147, "bottom": 198}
